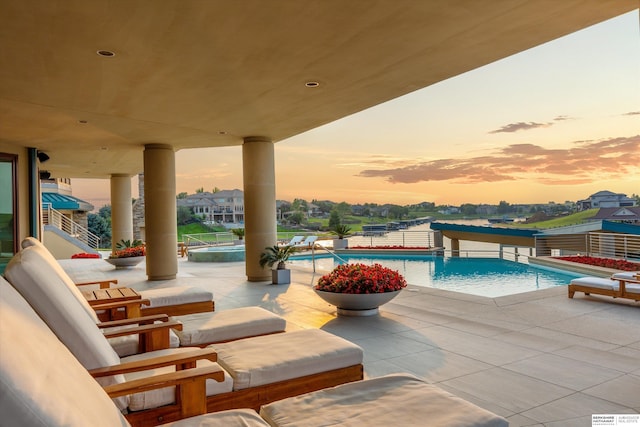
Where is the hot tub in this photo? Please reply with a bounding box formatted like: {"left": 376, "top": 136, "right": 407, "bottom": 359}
{"left": 188, "top": 245, "right": 246, "bottom": 262}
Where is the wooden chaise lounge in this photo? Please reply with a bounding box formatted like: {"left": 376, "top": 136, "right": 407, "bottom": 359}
{"left": 568, "top": 271, "right": 640, "bottom": 302}
{"left": 1, "top": 276, "right": 508, "bottom": 427}
{"left": 18, "top": 237, "right": 287, "bottom": 356}
{"left": 22, "top": 237, "right": 215, "bottom": 317}
{"left": 4, "top": 247, "right": 364, "bottom": 427}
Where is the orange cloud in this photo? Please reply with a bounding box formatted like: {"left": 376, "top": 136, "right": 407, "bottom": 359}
{"left": 489, "top": 121, "right": 552, "bottom": 133}
{"left": 358, "top": 135, "right": 640, "bottom": 185}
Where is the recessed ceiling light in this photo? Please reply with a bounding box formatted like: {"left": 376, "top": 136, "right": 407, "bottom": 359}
{"left": 305, "top": 81, "right": 320, "bottom": 88}
{"left": 78, "top": 120, "right": 87, "bottom": 124}
{"left": 218, "top": 131, "right": 227, "bottom": 135}
{"left": 97, "top": 50, "right": 115, "bottom": 57}
{"left": 100, "top": 147, "right": 108, "bottom": 151}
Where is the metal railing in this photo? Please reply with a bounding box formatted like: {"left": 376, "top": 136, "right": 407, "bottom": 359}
{"left": 42, "top": 203, "right": 101, "bottom": 249}
{"left": 348, "top": 230, "right": 437, "bottom": 248}
{"left": 308, "top": 243, "right": 348, "bottom": 273}
{"left": 182, "top": 232, "right": 235, "bottom": 248}
{"left": 535, "top": 231, "right": 640, "bottom": 260}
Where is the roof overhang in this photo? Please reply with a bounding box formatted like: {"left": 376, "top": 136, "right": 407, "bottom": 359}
{"left": 1, "top": 1, "right": 635, "bottom": 178}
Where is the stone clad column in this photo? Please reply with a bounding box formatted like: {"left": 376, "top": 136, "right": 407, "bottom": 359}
{"left": 143, "top": 144, "right": 177, "bottom": 280}
{"left": 110, "top": 174, "right": 133, "bottom": 254}
{"left": 243, "top": 136, "right": 277, "bottom": 281}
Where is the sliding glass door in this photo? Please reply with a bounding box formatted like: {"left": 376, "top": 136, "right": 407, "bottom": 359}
{"left": 0, "top": 153, "right": 17, "bottom": 273}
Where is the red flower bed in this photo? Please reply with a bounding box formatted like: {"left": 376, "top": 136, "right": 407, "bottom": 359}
{"left": 315, "top": 263, "right": 407, "bottom": 294}
{"left": 555, "top": 255, "right": 640, "bottom": 271}
{"left": 350, "top": 245, "right": 431, "bottom": 250}
{"left": 71, "top": 253, "right": 101, "bottom": 259}
{"left": 110, "top": 246, "right": 146, "bottom": 259}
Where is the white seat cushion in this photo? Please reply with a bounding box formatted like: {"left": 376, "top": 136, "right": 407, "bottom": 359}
{"left": 570, "top": 277, "right": 617, "bottom": 290}
{"left": 174, "top": 307, "right": 286, "bottom": 346}
{"left": 260, "top": 374, "right": 508, "bottom": 427}
{"left": 121, "top": 348, "right": 233, "bottom": 412}
{"left": 210, "top": 329, "right": 363, "bottom": 390}
{"left": 108, "top": 325, "right": 181, "bottom": 357}
{"left": 158, "top": 409, "right": 270, "bottom": 427}
{"left": 0, "top": 277, "right": 130, "bottom": 427}
{"left": 132, "top": 286, "right": 213, "bottom": 308}
{"left": 611, "top": 271, "right": 640, "bottom": 280}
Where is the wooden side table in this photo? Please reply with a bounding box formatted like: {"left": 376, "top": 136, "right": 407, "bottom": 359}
{"left": 82, "top": 287, "right": 144, "bottom": 321}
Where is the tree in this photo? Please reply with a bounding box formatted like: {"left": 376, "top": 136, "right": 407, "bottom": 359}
{"left": 88, "top": 212, "right": 111, "bottom": 248}
{"left": 195, "top": 187, "right": 204, "bottom": 193}
{"left": 334, "top": 202, "right": 351, "bottom": 219}
{"left": 177, "top": 206, "right": 196, "bottom": 225}
{"left": 328, "top": 209, "right": 341, "bottom": 229}
{"left": 291, "top": 198, "right": 308, "bottom": 213}
{"left": 288, "top": 211, "right": 304, "bottom": 225}
{"left": 497, "top": 201, "right": 511, "bottom": 214}
{"left": 177, "top": 192, "right": 188, "bottom": 199}
{"left": 460, "top": 204, "right": 478, "bottom": 216}
{"left": 212, "top": 187, "right": 220, "bottom": 193}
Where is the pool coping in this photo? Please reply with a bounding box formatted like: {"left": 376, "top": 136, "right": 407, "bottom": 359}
{"left": 528, "top": 256, "right": 621, "bottom": 277}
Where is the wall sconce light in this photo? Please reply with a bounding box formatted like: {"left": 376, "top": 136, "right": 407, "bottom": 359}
{"left": 37, "top": 151, "right": 50, "bottom": 163}
{"left": 39, "top": 171, "right": 51, "bottom": 180}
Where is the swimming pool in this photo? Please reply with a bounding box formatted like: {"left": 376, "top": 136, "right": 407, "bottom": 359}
{"left": 289, "top": 254, "right": 581, "bottom": 298}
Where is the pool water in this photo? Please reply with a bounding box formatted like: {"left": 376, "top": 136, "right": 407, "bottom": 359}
{"left": 289, "top": 254, "right": 581, "bottom": 298}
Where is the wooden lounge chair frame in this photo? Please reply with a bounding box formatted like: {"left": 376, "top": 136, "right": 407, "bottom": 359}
{"left": 568, "top": 276, "right": 640, "bottom": 302}
{"left": 124, "top": 364, "right": 363, "bottom": 427}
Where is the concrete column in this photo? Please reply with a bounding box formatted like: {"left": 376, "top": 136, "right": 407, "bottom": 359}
{"left": 450, "top": 238, "right": 460, "bottom": 257}
{"left": 110, "top": 174, "right": 133, "bottom": 254}
{"left": 242, "top": 136, "right": 277, "bottom": 281}
{"left": 143, "top": 144, "right": 177, "bottom": 280}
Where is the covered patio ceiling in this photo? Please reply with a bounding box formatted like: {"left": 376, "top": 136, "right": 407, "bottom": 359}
{"left": 0, "top": 0, "right": 634, "bottom": 178}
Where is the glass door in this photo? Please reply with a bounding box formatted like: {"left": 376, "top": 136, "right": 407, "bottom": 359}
{"left": 0, "top": 153, "right": 17, "bottom": 273}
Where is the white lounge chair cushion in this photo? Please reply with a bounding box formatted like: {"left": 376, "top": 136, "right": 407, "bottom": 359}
{"left": 570, "top": 277, "right": 618, "bottom": 290}
{"left": 0, "top": 277, "right": 130, "bottom": 427}
{"left": 108, "top": 325, "right": 181, "bottom": 357}
{"left": 129, "top": 285, "right": 213, "bottom": 309}
{"left": 570, "top": 276, "right": 640, "bottom": 294}
{"left": 260, "top": 373, "right": 508, "bottom": 427}
{"left": 121, "top": 348, "right": 233, "bottom": 412}
{"left": 174, "top": 307, "right": 286, "bottom": 346}
{"left": 20, "top": 236, "right": 101, "bottom": 323}
{"left": 4, "top": 245, "right": 130, "bottom": 409}
{"left": 611, "top": 271, "right": 640, "bottom": 280}
{"left": 158, "top": 409, "right": 270, "bottom": 427}
{"left": 211, "top": 329, "right": 363, "bottom": 390}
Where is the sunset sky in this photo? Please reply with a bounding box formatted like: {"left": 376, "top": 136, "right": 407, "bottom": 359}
{"left": 74, "top": 10, "right": 639, "bottom": 210}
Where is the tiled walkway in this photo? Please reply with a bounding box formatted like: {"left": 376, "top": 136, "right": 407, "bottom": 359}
{"left": 61, "top": 257, "right": 640, "bottom": 426}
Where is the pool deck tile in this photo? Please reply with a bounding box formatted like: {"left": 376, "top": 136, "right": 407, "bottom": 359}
{"left": 58, "top": 258, "right": 640, "bottom": 425}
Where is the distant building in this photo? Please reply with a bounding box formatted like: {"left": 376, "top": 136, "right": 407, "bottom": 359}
{"left": 577, "top": 190, "right": 636, "bottom": 211}
{"left": 177, "top": 189, "right": 244, "bottom": 224}
{"left": 40, "top": 177, "right": 93, "bottom": 230}
{"left": 589, "top": 207, "right": 640, "bottom": 224}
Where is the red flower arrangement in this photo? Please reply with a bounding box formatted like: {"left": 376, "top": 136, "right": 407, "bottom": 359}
{"left": 315, "top": 263, "right": 407, "bottom": 294}
{"left": 71, "top": 253, "right": 101, "bottom": 259}
{"left": 555, "top": 255, "right": 640, "bottom": 271}
{"left": 109, "top": 246, "right": 146, "bottom": 259}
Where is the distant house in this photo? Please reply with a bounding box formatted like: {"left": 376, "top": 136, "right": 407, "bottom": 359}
{"left": 589, "top": 207, "right": 640, "bottom": 224}
{"left": 177, "top": 189, "right": 244, "bottom": 224}
{"left": 41, "top": 177, "right": 93, "bottom": 230}
{"left": 577, "top": 190, "right": 636, "bottom": 211}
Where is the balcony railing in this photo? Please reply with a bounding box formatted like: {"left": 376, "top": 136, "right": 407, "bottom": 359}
{"left": 42, "top": 203, "right": 101, "bottom": 249}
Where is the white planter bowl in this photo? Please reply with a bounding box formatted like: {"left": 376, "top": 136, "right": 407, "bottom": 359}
{"left": 105, "top": 256, "right": 145, "bottom": 269}
{"left": 314, "top": 289, "right": 401, "bottom": 316}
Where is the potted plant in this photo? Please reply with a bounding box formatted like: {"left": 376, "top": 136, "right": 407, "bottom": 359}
{"left": 314, "top": 263, "right": 407, "bottom": 316}
{"left": 232, "top": 228, "right": 245, "bottom": 244}
{"left": 330, "top": 224, "right": 352, "bottom": 250}
{"left": 106, "top": 239, "right": 146, "bottom": 268}
{"left": 259, "top": 245, "right": 296, "bottom": 284}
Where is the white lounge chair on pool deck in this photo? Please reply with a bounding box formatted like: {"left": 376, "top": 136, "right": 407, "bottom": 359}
{"left": 1, "top": 276, "right": 508, "bottom": 427}
{"left": 280, "top": 235, "right": 303, "bottom": 246}
{"left": 9, "top": 239, "right": 287, "bottom": 356}
{"left": 294, "top": 235, "right": 318, "bottom": 249}
{"left": 568, "top": 273, "right": 640, "bottom": 302}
